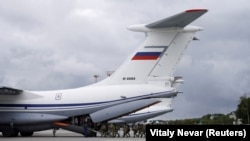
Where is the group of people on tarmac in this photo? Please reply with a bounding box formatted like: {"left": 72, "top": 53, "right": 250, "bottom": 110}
{"left": 131, "top": 123, "right": 146, "bottom": 137}
{"left": 53, "top": 116, "right": 147, "bottom": 137}
{"left": 99, "top": 123, "right": 146, "bottom": 138}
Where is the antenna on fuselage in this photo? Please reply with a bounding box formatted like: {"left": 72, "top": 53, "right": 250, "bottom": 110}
{"left": 93, "top": 75, "right": 99, "bottom": 83}
{"left": 106, "top": 71, "right": 114, "bottom": 77}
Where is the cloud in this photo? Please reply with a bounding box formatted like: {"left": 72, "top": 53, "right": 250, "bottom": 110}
{"left": 0, "top": 0, "right": 250, "bottom": 120}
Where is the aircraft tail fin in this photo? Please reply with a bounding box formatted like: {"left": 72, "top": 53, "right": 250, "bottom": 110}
{"left": 95, "top": 9, "right": 207, "bottom": 86}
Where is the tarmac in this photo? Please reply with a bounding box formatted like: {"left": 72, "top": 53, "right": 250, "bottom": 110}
{"left": 0, "top": 129, "right": 145, "bottom": 141}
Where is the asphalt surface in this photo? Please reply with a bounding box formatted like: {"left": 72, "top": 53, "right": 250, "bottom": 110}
{"left": 0, "top": 129, "right": 145, "bottom": 141}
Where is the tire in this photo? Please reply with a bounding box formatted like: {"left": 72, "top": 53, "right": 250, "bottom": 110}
{"left": 20, "top": 131, "right": 34, "bottom": 137}
{"left": 2, "top": 128, "right": 19, "bottom": 137}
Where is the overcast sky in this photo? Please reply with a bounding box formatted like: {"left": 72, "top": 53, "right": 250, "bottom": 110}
{"left": 0, "top": 0, "right": 249, "bottom": 120}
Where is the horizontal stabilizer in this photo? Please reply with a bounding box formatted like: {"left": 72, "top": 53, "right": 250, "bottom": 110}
{"left": 146, "top": 9, "right": 208, "bottom": 28}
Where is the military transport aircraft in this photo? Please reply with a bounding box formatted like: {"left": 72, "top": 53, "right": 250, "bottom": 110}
{"left": 0, "top": 9, "right": 207, "bottom": 137}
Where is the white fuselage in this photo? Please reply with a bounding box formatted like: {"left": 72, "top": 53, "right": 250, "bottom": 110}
{"left": 0, "top": 84, "right": 174, "bottom": 115}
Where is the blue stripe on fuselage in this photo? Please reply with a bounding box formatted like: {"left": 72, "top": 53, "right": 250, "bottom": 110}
{"left": 0, "top": 91, "right": 172, "bottom": 109}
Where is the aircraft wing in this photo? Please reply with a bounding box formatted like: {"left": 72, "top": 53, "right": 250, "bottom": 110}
{"left": 146, "top": 9, "right": 207, "bottom": 28}
{"left": 0, "top": 86, "right": 23, "bottom": 95}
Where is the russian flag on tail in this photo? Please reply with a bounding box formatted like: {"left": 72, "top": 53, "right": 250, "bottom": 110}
{"left": 132, "top": 52, "right": 162, "bottom": 60}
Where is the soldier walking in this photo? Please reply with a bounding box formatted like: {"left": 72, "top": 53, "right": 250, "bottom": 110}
{"left": 100, "top": 123, "right": 108, "bottom": 137}
{"left": 108, "top": 123, "right": 115, "bottom": 137}
{"left": 122, "top": 124, "right": 130, "bottom": 137}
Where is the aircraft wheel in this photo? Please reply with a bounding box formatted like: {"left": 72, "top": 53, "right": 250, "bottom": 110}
{"left": 20, "top": 131, "right": 34, "bottom": 137}
{"left": 2, "top": 128, "right": 19, "bottom": 137}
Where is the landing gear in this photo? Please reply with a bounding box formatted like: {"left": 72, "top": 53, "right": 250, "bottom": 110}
{"left": 1, "top": 129, "right": 33, "bottom": 137}
{"left": 2, "top": 128, "right": 18, "bottom": 137}
{"left": 20, "top": 131, "right": 34, "bottom": 137}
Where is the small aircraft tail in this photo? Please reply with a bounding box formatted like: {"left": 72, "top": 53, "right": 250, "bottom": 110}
{"left": 96, "top": 9, "right": 207, "bottom": 86}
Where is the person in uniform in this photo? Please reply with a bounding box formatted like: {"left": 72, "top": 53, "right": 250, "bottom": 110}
{"left": 108, "top": 123, "right": 115, "bottom": 137}
{"left": 114, "top": 124, "right": 120, "bottom": 137}
{"left": 122, "top": 124, "right": 130, "bottom": 137}
{"left": 132, "top": 124, "right": 138, "bottom": 137}
{"left": 100, "top": 123, "right": 108, "bottom": 137}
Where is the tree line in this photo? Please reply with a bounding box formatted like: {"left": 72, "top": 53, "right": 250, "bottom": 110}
{"left": 163, "top": 94, "right": 250, "bottom": 125}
